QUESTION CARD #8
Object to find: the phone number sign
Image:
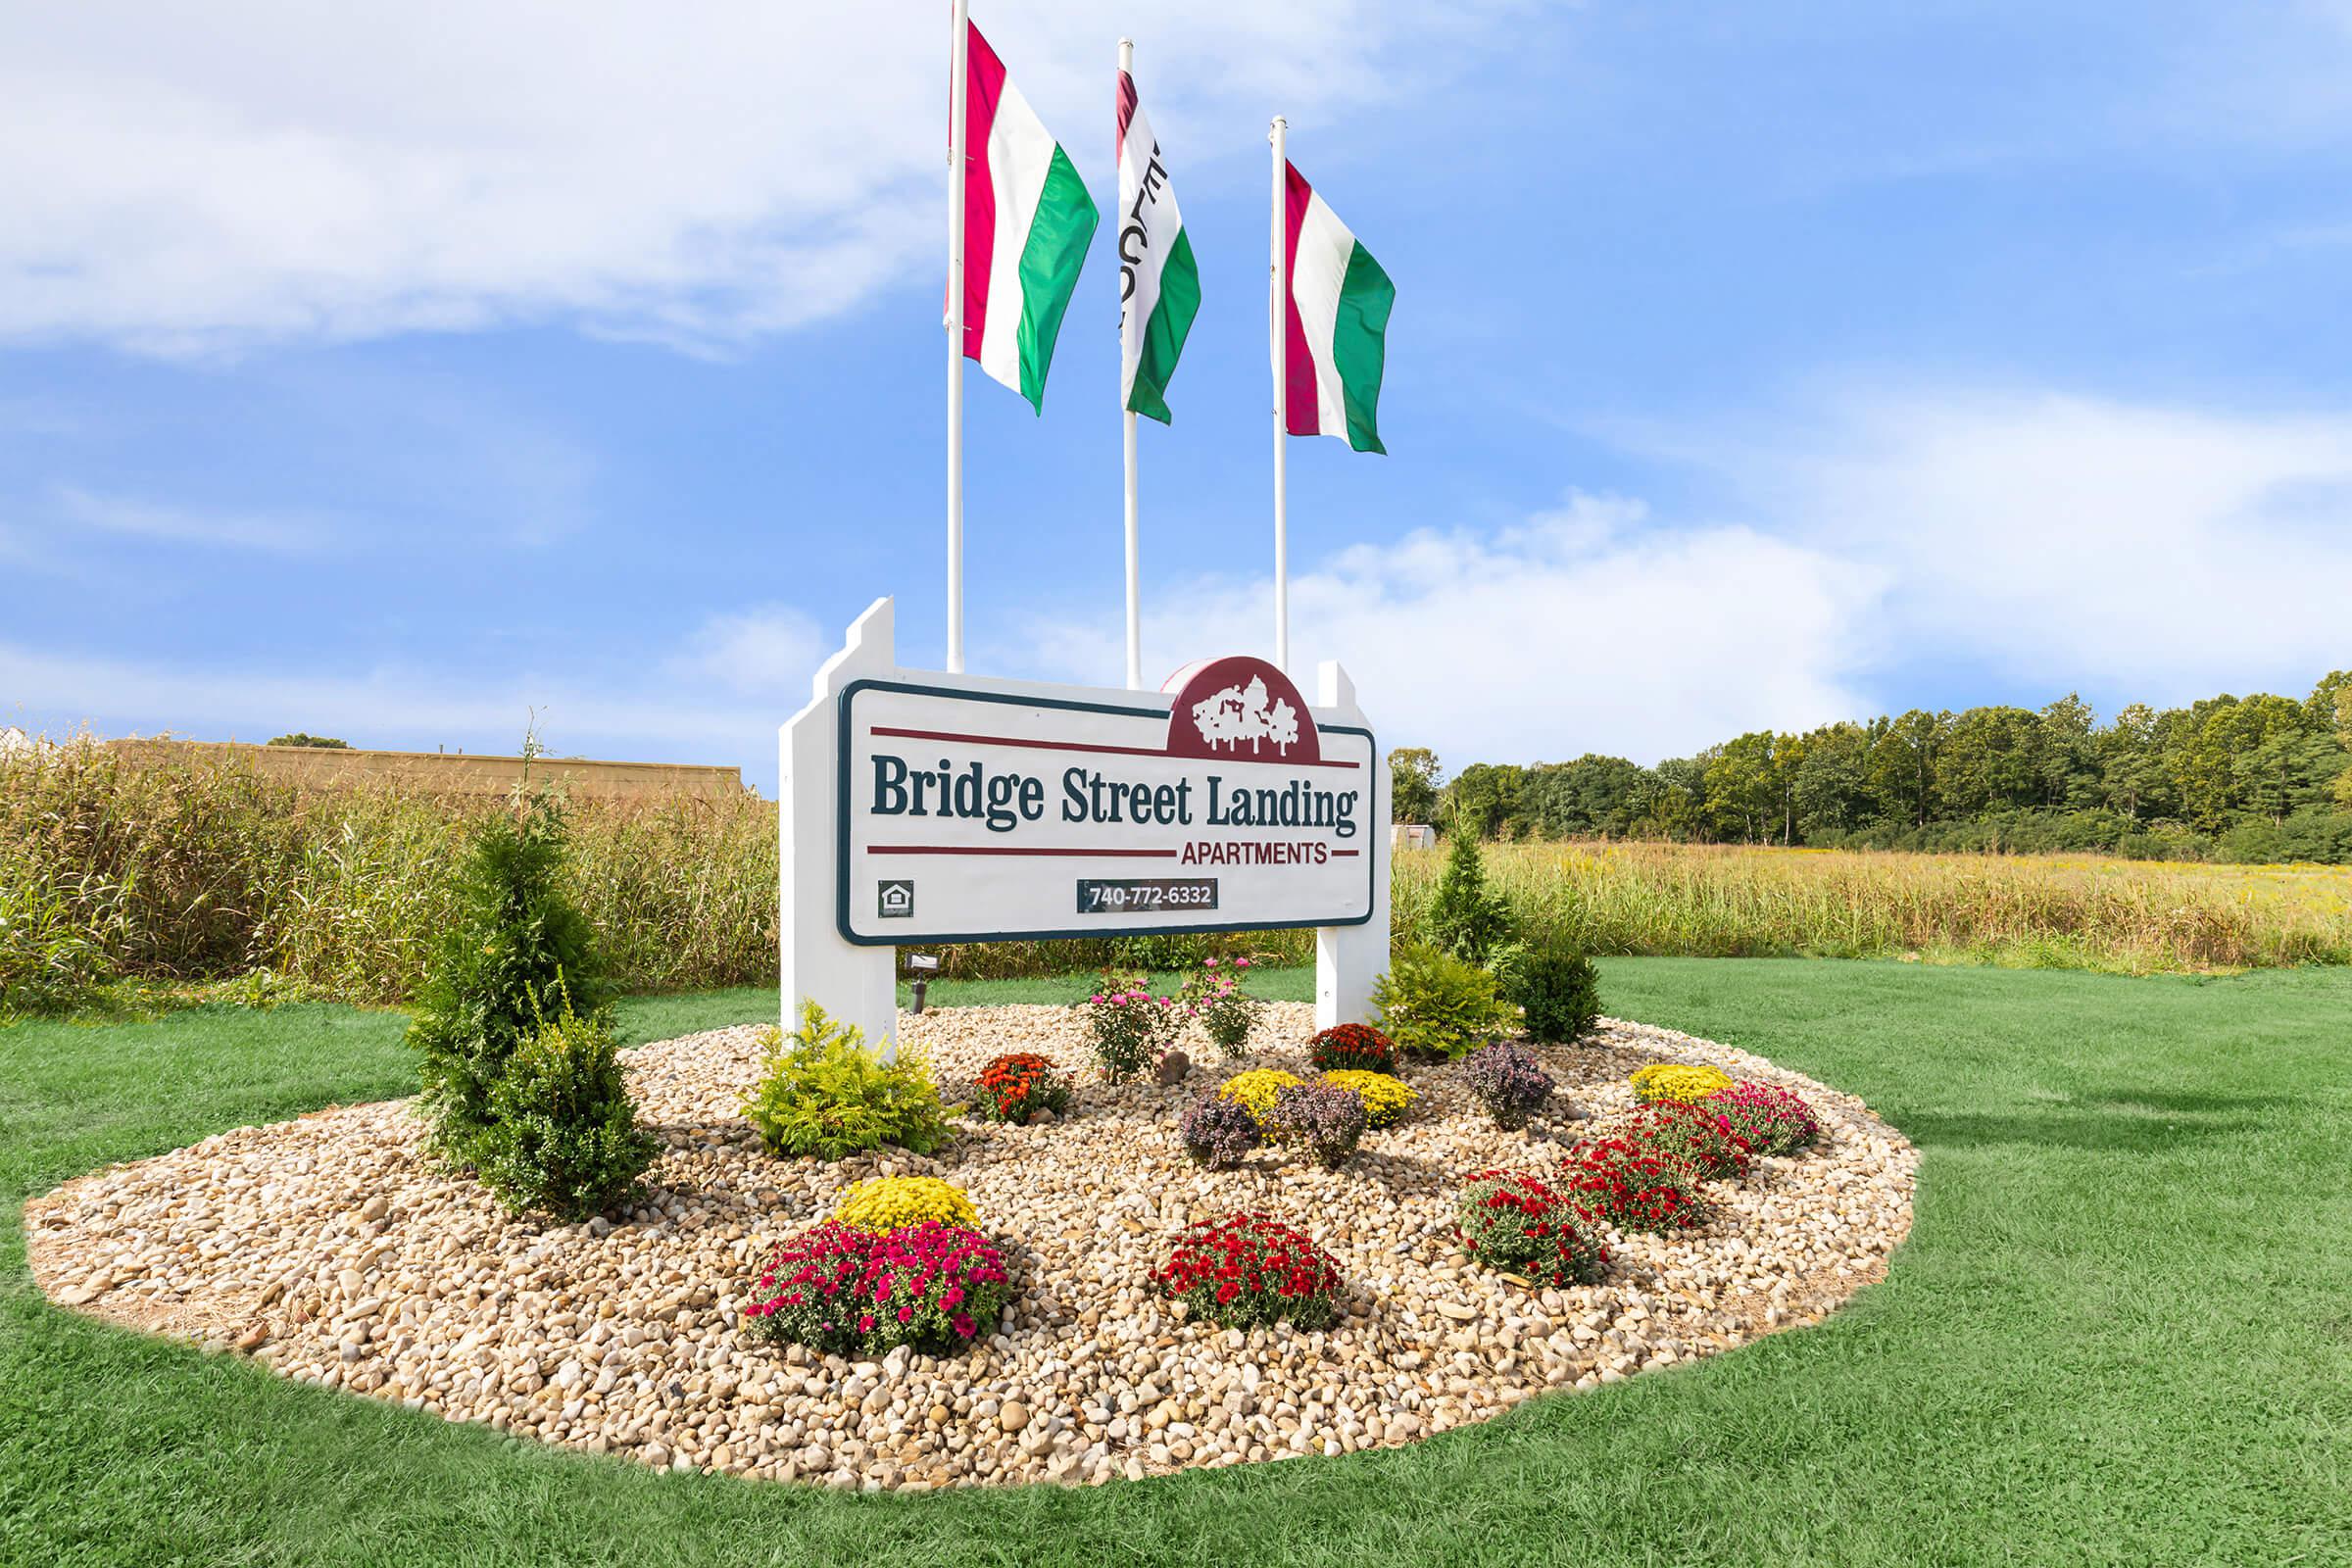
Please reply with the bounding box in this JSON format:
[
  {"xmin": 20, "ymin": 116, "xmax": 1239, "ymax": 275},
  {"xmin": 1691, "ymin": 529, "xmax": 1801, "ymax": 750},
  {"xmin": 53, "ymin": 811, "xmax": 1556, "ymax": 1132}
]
[{"xmin": 834, "ymin": 656, "xmax": 1376, "ymax": 945}]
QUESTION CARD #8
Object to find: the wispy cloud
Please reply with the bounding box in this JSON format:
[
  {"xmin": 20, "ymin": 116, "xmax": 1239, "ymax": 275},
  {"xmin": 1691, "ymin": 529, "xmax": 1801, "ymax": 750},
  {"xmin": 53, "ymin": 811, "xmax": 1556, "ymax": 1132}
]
[
  {"xmin": 1705, "ymin": 387, "xmax": 2352, "ymax": 698},
  {"xmin": 1004, "ymin": 493, "xmax": 1889, "ymax": 763},
  {"xmin": 54, "ymin": 483, "xmax": 328, "ymax": 553},
  {"xmin": 663, "ymin": 604, "xmax": 826, "ymax": 700}
]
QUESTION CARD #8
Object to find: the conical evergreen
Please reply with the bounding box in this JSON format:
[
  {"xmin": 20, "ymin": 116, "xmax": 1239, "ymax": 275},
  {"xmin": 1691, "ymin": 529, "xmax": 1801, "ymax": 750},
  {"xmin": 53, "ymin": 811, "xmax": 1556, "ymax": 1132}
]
[
  {"xmin": 408, "ymin": 788, "xmax": 613, "ymax": 1158},
  {"xmin": 1426, "ymin": 817, "xmax": 1513, "ymax": 965}
]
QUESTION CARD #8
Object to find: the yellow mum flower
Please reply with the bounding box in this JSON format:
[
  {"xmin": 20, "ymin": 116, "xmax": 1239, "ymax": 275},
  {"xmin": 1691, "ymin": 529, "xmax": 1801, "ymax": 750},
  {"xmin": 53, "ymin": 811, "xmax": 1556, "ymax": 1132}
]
[
  {"xmin": 1629, "ymin": 1063, "xmax": 1736, "ymax": 1104},
  {"xmin": 830, "ymin": 1175, "xmax": 977, "ymax": 1233},
  {"xmin": 1321, "ymin": 1069, "xmax": 1416, "ymax": 1129},
  {"xmin": 1215, "ymin": 1068, "xmax": 1303, "ymax": 1128}
]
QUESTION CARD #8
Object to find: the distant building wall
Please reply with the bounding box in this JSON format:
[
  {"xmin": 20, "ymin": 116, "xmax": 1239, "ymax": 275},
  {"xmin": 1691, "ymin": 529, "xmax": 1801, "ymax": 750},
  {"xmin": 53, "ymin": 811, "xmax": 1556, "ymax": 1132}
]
[
  {"xmin": 102, "ymin": 739, "xmax": 746, "ymax": 801},
  {"xmin": 1391, "ymin": 822, "xmax": 1437, "ymax": 851}
]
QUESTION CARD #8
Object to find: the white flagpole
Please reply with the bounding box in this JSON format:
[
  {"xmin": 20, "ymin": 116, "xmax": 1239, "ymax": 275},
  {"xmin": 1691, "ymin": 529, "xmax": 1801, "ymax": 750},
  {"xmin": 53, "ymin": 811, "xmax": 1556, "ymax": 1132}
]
[
  {"xmin": 1119, "ymin": 37, "xmax": 1143, "ymax": 691},
  {"xmin": 945, "ymin": 0, "xmax": 970, "ymax": 674},
  {"xmin": 1269, "ymin": 116, "xmax": 1290, "ymax": 673}
]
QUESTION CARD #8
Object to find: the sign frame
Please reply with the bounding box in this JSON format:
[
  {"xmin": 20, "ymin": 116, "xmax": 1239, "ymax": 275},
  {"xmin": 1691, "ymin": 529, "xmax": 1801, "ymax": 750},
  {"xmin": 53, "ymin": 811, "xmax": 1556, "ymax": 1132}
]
[
  {"xmin": 779, "ymin": 597, "xmax": 1391, "ymax": 1053},
  {"xmin": 831, "ymin": 675, "xmax": 1377, "ymax": 947}
]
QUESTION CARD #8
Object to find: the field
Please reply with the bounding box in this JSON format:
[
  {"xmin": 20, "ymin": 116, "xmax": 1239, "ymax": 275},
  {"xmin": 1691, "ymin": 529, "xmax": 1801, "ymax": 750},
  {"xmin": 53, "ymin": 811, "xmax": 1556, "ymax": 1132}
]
[
  {"xmin": 1393, "ymin": 841, "xmax": 2352, "ymax": 975},
  {"xmin": 4, "ymin": 959, "xmax": 2348, "ymax": 1566},
  {"xmin": 9, "ymin": 740, "xmax": 2352, "ymax": 1015}
]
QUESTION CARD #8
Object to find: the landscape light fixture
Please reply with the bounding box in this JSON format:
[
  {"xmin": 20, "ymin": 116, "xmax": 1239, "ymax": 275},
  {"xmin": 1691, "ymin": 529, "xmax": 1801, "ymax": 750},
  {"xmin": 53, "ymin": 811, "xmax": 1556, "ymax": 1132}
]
[{"xmin": 906, "ymin": 953, "xmax": 942, "ymax": 1013}]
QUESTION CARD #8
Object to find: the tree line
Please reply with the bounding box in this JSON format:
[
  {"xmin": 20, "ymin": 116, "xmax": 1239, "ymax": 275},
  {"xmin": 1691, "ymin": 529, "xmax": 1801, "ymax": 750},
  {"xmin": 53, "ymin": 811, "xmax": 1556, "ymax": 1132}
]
[{"xmin": 1390, "ymin": 669, "xmax": 2352, "ymax": 863}]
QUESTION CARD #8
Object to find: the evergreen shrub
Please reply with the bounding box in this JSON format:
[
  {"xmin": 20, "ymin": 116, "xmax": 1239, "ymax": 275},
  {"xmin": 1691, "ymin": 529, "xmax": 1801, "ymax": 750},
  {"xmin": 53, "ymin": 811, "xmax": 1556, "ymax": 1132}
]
[
  {"xmin": 1426, "ymin": 823, "xmax": 1513, "ymax": 964},
  {"xmin": 473, "ymin": 1000, "xmax": 659, "ymax": 1219},
  {"xmin": 407, "ymin": 788, "xmax": 614, "ymax": 1159},
  {"xmin": 1510, "ymin": 941, "xmax": 1601, "ymax": 1044}
]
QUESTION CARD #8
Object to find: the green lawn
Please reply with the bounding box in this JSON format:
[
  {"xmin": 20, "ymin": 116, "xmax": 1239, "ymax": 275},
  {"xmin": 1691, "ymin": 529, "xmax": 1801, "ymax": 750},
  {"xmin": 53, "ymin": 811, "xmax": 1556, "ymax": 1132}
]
[{"xmin": 4, "ymin": 960, "xmax": 2349, "ymax": 1566}]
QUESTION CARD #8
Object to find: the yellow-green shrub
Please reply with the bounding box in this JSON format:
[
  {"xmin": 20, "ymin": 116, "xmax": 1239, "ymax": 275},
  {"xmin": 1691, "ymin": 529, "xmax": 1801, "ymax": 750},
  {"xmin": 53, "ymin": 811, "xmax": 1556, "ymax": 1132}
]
[{"xmin": 741, "ymin": 1002, "xmax": 949, "ymax": 1160}]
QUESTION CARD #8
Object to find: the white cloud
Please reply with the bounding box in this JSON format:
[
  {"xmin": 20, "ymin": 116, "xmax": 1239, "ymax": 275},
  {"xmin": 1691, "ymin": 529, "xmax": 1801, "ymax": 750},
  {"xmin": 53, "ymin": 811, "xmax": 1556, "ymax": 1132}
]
[
  {"xmin": 1007, "ymin": 386, "xmax": 2352, "ymax": 769},
  {"xmin": 1004, "ymin": 493, "xmax": 1889, "ymax": 764},
  {"xmin": 54, "ymin": 484, "xmax": 327, "ymax": 553},
  {"xmin": 1747, "ymin": 390, "xmax": 2352, "ymax": 697},
  {"xmin": 0, "ymin": 1, "xmax": 1521, "ymax": 353},
  {"xmin": 666, "ymin": 603, "xmax": 825, "ymax": 699}
]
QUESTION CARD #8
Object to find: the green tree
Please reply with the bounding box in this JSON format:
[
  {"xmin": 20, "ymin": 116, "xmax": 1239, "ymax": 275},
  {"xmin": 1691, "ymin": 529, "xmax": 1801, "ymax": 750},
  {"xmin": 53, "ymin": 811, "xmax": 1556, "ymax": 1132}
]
[
  {"xmin": 267, "ymin": 733, "xmax": 350, "ymax": 749},
  {"xmin": 2036, "ymin": 694, "xmax": 2102, "ymax": 809},
  {"xmin": 1524, "ymin": 755, "xmax": 1647, "ymax": 838},
  {"xmin": 1389, "ymin": 747, "xmax": 1442, "ymax": 825},
  {"xmin": 1703, "ymin": 733, "xmax": 1780, "ymax": 843},
  {"xmin": 2180, "ymin": 696, "xmax": 2310, "ymax": 829},
  {"xmin": 2234, "ymin": 729, "xmax": 2343, "ymax": 825},
  {"xmin": 1940, "ymin": 707, "xmax": 2045, "ymax": 817},
  {"xmin": 1868, "ymin": 710, "xmax": 1950, "ymax": 828},
  {"xmin": 2303, "ymin": 669, "xmax": 2352, "ymax": 736},
  {"xmin": 1791, "ymin": 722, "xmax": 1874, "ymax": 837},
  {"xmin": 1631, "ymin": 758, "xmax": 1705, "ymax": 840},
  {"xmin": 2097, "ymin": 704, "xmax": 2167, "ymax": 821},
  {"xmin": 1444, "ymin": 762, "xmax": 1527, "ymax": 840}
]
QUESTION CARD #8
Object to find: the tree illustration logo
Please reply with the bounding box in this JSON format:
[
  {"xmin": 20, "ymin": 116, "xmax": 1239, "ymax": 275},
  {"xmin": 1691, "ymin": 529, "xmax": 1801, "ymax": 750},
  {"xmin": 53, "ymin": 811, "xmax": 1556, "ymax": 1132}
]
[
  {"xmin": 1162, "ymin": 655, "xmax": 1325, "ymax": 765},
  {"xmin": 1190, "ymin": 673, "xmax": 1302, "ymax": 758}
]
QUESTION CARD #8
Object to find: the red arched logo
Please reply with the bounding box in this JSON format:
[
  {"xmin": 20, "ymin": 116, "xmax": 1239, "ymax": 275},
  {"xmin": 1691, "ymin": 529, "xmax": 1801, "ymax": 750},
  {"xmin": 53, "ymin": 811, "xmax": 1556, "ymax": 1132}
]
[{"xmin": 1161, "ymin": 656, "xmax": 1322, "ymax": 764}]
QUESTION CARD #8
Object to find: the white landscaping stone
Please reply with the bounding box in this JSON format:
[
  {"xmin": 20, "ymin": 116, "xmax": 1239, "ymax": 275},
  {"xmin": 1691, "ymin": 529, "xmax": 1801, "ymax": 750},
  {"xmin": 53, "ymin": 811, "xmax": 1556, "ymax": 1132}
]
[{"xmin": 24, "ymin": 1005, "xmax": 1913, "ymax": 1493}]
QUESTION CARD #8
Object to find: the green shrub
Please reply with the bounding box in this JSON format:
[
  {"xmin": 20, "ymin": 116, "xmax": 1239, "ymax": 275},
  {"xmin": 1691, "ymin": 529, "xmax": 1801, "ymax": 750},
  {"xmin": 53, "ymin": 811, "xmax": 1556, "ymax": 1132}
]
[
  {"xmin": 474, "ymin": 1002, "xmax": 660, "ymax": 1219},
  {"xmin": 1372, "ymin": 943, "xmax": 1518, "ymax": 1060},
  {"xmin": 1511, "ymin": 941, "xmax": 1601, "ymax": 1043},
  {"xmin": 742, "ymin": 1002, "xmax": 950, "ymax": 1159},
  {"xmin": 1425, "ymin": 824, "xmax": 1513, "ymax": 964},
  {"xmin": 407, "ymin": 789, "xmax": 614, "ymax": 1158}
]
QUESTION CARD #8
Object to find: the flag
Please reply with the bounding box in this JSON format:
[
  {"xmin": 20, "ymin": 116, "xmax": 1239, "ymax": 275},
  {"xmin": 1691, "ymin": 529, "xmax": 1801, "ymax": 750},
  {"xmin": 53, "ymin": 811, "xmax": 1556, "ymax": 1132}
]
[
  {"xmin": 956, "ymin": 20, "xmax": 1098, "ymax": 413},
  {"xmin": 1280, "ymin": 161, "xmax": 1394, "ymax": 454},
  {"xmin": 1115, "ymin": 67, "xmax": 1200, "ymax": 424}
]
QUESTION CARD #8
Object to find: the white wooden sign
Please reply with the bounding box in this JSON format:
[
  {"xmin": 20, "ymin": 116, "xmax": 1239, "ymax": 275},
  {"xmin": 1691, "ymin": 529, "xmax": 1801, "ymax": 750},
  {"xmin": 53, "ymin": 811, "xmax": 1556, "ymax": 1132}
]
[{"xmin": 779, "ymin": 599, "xmax": 1391, "ymax": 1049}]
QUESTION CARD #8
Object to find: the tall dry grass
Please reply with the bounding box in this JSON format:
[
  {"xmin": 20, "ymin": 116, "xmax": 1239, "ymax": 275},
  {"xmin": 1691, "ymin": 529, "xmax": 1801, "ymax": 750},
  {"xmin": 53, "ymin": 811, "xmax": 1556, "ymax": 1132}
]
[
  {"xmin": 0, "ymin": 744, "xmax": 777, "ymax": 1004},
  {"xmin": 9, "ymin": 740, "xmax": 2348, "ymax": 1014},
  {"xmin": 1395, "ymin": 841, "xmax": 2352, "ymax": 974}
]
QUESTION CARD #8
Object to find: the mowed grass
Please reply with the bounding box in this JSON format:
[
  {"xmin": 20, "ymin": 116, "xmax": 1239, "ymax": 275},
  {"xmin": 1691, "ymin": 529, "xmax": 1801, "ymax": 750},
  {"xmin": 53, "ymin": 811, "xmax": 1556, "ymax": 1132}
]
[
  {"xmin": 4, "ymin": 961, "xmax": 2350, "ymax": 1566},
  {"xmin": 1394, "ymin": 840, "xmax": 2352, "ymax": 974}
]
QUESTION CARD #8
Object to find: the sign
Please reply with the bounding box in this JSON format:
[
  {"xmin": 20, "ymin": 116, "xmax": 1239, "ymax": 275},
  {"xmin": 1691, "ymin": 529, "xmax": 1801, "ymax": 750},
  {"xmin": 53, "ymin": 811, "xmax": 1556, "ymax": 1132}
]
[
  {"xmin": 835, "ymin": 655, "xmax": 1376, "ymax": 945},
  {"xmin": 779, "ymin": 599, "xmax": 1391, "ymax": 1050}
]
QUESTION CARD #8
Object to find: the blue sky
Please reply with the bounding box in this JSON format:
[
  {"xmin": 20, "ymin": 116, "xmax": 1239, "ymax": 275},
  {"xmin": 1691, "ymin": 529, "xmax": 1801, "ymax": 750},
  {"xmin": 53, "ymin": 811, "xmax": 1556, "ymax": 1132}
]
[{"xmin": 5, "ymin": 1, "xmax": 2351, "ymax": 794}]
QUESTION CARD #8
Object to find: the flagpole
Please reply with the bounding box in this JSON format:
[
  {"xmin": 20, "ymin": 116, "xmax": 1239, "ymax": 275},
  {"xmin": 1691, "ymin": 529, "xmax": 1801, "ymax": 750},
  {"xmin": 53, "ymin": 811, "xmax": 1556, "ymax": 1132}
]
[
  {"xmin": 1119, "ymin": 37, "xmax": 1143, "ymax": 691},
  {"xmin": 945, "ymin": 0, "xmax": 970, "ymax": 674},
  {"xmin": 1269, "ymin": 115, "xmax": 1289, "ymax": 673}
]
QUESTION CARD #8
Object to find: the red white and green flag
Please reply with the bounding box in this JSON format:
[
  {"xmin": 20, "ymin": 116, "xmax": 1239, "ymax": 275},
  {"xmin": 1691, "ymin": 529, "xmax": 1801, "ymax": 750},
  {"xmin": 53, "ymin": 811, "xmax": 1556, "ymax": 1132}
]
[
  {"xmin": 956, "ymin": 20, "xmax": 1098, "ymax": 412},
  {"xmin": 1115, "ymin": 67, "xmax": 1200, "ymax": 424},
  {"xmin": 1280, "ymin": 161, "xmax": 1394, "ymax": 454}
]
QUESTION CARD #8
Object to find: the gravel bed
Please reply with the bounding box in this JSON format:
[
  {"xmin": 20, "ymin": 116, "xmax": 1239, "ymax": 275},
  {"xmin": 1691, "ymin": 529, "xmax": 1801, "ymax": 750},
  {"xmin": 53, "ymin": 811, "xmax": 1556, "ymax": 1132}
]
[{"xmin": 25, "ymin": 1004, "xmax": 1914, "ymax": 1490}]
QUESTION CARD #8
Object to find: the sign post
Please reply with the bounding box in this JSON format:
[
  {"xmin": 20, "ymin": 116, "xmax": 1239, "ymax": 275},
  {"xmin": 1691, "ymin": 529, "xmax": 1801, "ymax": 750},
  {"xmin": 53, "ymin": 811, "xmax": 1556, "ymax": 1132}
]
[{"xmin": 779, "ymin": 598, "xmax": 1390, "ymax": 1051}]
